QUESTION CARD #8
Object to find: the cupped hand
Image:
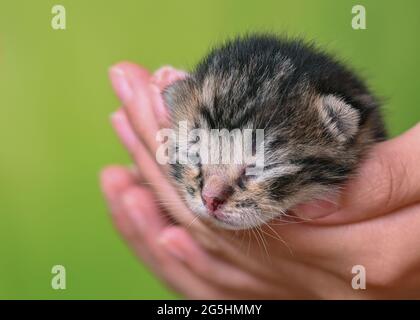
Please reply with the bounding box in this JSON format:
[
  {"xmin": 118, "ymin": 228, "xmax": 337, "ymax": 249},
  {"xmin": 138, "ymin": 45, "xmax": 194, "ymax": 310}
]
[{"xmin": 101, "ymin": 62, "xmax": 420, "ymax": 299}]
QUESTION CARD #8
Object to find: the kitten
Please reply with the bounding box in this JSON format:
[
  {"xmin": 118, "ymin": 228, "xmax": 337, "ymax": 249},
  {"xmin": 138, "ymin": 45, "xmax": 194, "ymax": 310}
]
[{"xmin": 162, "ymin": 34, "xmax": 386, "ymax": 230}]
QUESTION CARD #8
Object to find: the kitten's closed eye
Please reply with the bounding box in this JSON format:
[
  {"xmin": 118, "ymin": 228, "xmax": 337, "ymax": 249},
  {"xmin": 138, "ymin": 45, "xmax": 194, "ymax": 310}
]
[
  {"xmin": 237, "ymin": 175, "xmax": 247, "ymax": 190},
  {"xmin": 186, "ymin": 186, "xmax": 196, "ymax": 196}
]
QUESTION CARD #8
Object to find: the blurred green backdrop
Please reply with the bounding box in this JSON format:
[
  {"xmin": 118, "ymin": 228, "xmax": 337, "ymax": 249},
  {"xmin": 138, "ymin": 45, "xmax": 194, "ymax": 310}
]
[{"xmin": 0, "ymin": 0, "xmax": 419, "ymax": 299}]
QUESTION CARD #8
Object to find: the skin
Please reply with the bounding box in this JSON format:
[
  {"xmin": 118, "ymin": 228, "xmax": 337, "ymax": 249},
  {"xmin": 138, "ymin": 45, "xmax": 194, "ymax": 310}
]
[{"xmin": 101, "ymin": 62, "xmax": 420, "ymax": 299}]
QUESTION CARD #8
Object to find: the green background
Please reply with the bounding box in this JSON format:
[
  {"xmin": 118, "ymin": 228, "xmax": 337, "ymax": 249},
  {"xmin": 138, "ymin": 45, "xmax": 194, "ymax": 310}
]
[{"xmin": 0, "ymin": 0, "xmax": 419, "ymax": 299}]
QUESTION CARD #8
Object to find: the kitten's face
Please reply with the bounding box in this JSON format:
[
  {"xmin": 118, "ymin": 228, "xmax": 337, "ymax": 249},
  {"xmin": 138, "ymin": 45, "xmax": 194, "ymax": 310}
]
[{"xmin": 163, "ymin": 72, "xmax": 363, "ymax": 230}]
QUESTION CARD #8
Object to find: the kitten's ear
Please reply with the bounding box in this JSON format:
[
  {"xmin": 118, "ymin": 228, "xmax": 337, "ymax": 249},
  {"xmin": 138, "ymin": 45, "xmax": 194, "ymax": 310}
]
[
  {"xmin": 317, "ymin": 94, "xmax": 360, "ymax": 142},
  {"xmin": 162, "ymin": 76, "xmax": 195, "ymax": 111}
]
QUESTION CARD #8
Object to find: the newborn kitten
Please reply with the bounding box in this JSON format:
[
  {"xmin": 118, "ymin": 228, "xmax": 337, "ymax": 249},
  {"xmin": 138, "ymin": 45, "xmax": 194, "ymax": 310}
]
[{"xmin": 162, "ymin": 34, "xmax": 386, "ymax": 230}]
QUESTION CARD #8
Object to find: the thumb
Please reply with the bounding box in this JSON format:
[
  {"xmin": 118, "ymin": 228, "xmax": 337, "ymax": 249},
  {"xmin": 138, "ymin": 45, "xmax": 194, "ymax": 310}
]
[{"xmin": 296, "ymin": 123, "xmax": 420, "ymax": 224}]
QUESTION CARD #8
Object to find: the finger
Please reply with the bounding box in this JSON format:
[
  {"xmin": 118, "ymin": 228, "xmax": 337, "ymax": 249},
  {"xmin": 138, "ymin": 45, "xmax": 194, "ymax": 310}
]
[
  {"xmin": 278, "ymin": 201, "xmax": 420, "ymax": 288},
  {"xmin": 109, "ymin": 62, "xmax": 160, "ymax": 153},
  {"xmin": 103, "ymin": 175, "xmax": 193, "ymax": 296},
  {"xmin": 152, "ymin": 65, "xmax": 188, "ymax": 91},
  {"xmin": 100, "ymin": 166, "xmax": 152, "ymax": 248},
  {"xmin": 111, "ymin": 108, "xmax": 198, "ymax": 227},
  {"xmin": 150, "ymin": 66, "xmax": 188, "ymax": 127},
  {"xmin": 107, "ymin": 184, "xmax": 180, "ymax": 294},
  {"xmin": 118, "ymin": 187, "xmax": 234, "ymax": 299},
  {"xmin": 100, "ymin": 165, "xmax": 139, "ymax": 206},
  {"xmin": 158, "ymin": 226, "xmax": 282, "ymax": 298},
  {"xmin": 110, "ymin": 108, "xmax": 141, "ymax": 152},
  {"xmin": 300, "ymin": 123, "xmax": 420, "ymax": 224}
]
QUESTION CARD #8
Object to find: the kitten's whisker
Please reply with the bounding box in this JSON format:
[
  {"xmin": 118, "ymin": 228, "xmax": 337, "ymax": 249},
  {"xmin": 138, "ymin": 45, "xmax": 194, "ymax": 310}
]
[
  {"xmin": 255, "ymin": 217, "xmax": 294, "ymax": 256},
  {"xmin": 250, "ymin": 227, "xmax": 263, "ymax": 260},
  {"xmin": 255, "ymin": 224, "xmax": 271, "ymax": 263},
  {"xmin": 261, "ymin": 204, "xmax": 314, "ymax": 223},
  {"xmin": 246, "ymin": 228, "xmax": 252, "ymax": 257},
  {"xmin": 186, "ymin": 215, "xmax": 200, "ymax": 230}
]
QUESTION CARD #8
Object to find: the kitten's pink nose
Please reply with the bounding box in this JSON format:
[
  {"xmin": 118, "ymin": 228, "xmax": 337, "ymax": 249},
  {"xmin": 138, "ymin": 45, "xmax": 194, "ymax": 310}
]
[
  {"xmin": 201, "ymin": 175, "xmax": 233, "ymax": 214},
  {"xmin": 202, "ymin": 195, "xmax": 225, "ymax": 213}
]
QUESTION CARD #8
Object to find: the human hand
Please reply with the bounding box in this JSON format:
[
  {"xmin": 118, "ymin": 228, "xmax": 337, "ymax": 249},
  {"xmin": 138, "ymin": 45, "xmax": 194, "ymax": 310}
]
[{"xmin": 101, "ymin": 62, "xmax": 420, "ymax": 298}]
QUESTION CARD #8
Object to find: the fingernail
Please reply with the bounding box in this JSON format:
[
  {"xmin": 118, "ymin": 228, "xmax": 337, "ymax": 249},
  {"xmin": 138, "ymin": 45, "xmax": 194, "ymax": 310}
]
[
  {"xmin": 152, "ymin": 65, "xmax": 188, "ymax": 88},
  {"xmin": 159, "ymin": 234, "xmax": 186, "ymax": 262},
  {"xmin": 109, "ymin": 67, "xmax": 133, "ymax": 104},
  {"xmin": 110, "ymin": 111, "xmax": 138, "ymax": 151},
  {"xmin": 292, "ymin": 197, "xmax": 339, "ymax": 220}
]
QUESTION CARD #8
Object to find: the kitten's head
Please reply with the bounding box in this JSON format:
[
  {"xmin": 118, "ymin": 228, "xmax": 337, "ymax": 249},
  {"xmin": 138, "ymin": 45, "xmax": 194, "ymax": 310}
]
[{"xmin": 160, "ymin": 36, "xmax": 383, "ymax": 230}]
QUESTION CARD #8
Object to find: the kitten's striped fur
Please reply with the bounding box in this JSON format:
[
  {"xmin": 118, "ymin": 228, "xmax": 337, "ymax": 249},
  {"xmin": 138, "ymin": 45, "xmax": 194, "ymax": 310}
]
[{"xmin": 163, "ymin": 34, "xmax": 386, "ymax": 229}]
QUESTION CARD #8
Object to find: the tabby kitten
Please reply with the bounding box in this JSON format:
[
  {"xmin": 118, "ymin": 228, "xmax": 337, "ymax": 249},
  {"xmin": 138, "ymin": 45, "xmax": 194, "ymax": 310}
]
[{"xmin": 162, "ymin": 34, "xmax": 386, "ymax": 230}]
